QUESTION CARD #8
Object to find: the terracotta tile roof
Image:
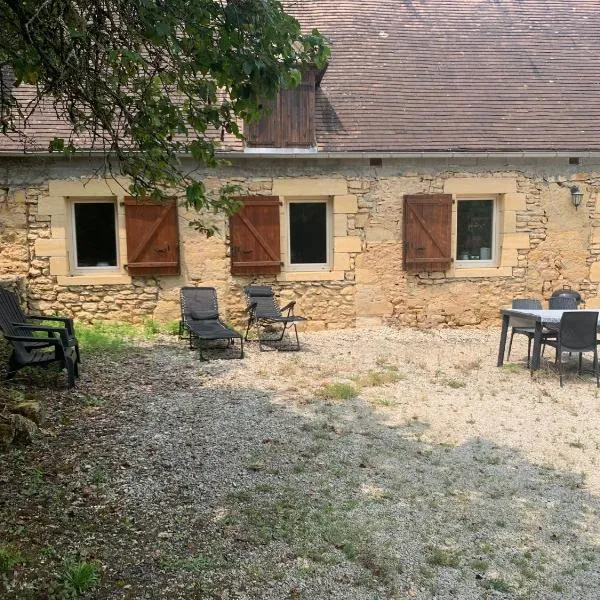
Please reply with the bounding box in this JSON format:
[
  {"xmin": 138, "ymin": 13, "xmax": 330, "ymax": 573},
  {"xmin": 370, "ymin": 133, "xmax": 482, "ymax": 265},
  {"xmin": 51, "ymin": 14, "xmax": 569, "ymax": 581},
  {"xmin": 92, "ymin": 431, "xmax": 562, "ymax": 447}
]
[
  {"xmin": 284, "ymin": 0, "xmax": 600, "ymax": 152},
  {"xmin": 2, "ymin": 0, "xmax": 600, "ymax": 154}
]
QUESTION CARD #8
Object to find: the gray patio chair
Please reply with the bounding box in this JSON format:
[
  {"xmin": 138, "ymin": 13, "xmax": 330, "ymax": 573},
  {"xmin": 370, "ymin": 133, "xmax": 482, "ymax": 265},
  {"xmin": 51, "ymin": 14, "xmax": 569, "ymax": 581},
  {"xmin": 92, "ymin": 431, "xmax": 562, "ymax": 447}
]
[
  {"xmin": 506, "ymin": 298, "xmax": 556, "ymax": 367},
  {"xmin": 180, "ymin": 287, "xmax": 243, "ymax": 360},
  {"xmin": 244, "ymin": 285, "xmax": 307, "ymax": 351},
  {"xmin": 544, "ymin": 311, "xmax": 599, "ymax": 387},
  {"xmin": 0, "ymin": 289, "xmax": 79, "ymax": 388}
]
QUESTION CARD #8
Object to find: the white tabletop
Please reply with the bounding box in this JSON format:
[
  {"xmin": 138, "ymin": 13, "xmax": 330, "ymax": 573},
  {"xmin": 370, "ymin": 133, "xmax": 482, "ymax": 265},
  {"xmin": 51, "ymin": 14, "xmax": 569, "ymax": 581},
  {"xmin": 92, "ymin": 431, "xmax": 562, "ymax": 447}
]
[{"xmin": 502, "ymin": 308, "xmax": 599, "ymax": 325}]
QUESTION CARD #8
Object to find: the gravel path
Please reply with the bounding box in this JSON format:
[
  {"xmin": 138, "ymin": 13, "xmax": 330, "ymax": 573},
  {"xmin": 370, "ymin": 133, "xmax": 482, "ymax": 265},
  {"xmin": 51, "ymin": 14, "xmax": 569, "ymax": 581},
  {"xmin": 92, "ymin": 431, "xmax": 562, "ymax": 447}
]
[{"xmin": 3, "ymin": 326, "xmax": 600, "ymax": 598}]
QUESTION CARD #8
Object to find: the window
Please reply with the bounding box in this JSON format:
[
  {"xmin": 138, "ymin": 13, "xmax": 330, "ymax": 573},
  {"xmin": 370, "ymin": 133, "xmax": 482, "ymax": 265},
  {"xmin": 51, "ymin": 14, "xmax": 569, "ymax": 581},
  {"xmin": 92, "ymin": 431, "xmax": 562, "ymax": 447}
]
[
  {"xmin": 456, "ymin": 198, "xmax": 497, "ymax": 265},
  {"xmin": 287, "ymin": 199, "xmax": 331, "ymax": 270},
  {"xmin": 71, "ymin": 200, "xmax": 118, "ymax": 271}
]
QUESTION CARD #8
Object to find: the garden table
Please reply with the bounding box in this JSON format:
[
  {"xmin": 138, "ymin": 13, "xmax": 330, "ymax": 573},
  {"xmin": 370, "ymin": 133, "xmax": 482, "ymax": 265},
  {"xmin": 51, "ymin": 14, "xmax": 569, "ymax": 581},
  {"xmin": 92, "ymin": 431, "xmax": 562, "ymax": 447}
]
[{"xmin": 497, "ymin": 309, "xmax": 600, "ymax": 372}]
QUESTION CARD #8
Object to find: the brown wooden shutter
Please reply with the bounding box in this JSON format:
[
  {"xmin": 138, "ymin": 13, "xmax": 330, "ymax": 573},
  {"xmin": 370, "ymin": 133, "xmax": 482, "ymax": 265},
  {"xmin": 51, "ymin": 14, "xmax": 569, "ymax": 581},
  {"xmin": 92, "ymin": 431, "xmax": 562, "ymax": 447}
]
[
  {"xmin": 244, "ymin": 70, "xmax": 316, "ymax": 148},
  {"xmin": 403, "ymin": 194, "xmax": 452, "ymax": 272},
  {"xmin": 229, "ymin": 196, "xmax": 281, "ymax": 275},
  {"xmin": 124, "ymin": 197, "xmax": 180, "ymax": 276},
  {"xmin": 245, "ymin": 97, "xmax": 279, "ymax": 147},
  {"xmin": 280, "ymin": 70, "xmax": 315, "ymax": 147}
]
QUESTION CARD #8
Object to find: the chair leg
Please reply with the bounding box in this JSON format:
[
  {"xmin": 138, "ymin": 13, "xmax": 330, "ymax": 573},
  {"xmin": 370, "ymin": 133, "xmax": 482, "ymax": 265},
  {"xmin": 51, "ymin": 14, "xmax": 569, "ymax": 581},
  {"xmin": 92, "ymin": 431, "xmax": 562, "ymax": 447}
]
[
  {"xmin": 507, "ymin": 330, "xmax": 515, "ymax": 361},
  {"xmin": 579, "ymin": 353, "xmax": 583, "ymax": 375},
  {"xmin": 197, "ymin": 338, "xmax": 207, "ymax": 361},
  {"xmin": 5, "ymin": 354, "xmax": 19, "ymax": 381},
  {"xmin": 239, "ymin": 337, "xmax": 244, "ymax": 359},
  {"xmin": 244, "ymin": 318, "xmax": 253, "ymax": 342},
  {"xmin": 65, "ymin": 356, "xmax": 76, "ymax": 389},
  {"xmin": 526, "ymin": 337, "xmax": 532, "ymax": 368},
  {"xmin": 558, "ymin": 349, "xmax": 563, "ymax": 387}
]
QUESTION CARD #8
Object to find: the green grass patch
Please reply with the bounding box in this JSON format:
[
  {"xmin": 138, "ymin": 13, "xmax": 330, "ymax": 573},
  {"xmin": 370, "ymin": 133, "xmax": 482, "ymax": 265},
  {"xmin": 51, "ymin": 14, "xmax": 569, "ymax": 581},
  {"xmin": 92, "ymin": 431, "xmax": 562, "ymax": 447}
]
[
  {"xmin": 0, "ymin": 545, "xmax": 24, "ymax": 572},
  {"xmin": 355, "ymin": 370, "xmax": 405, "ymax": 388},
  {"xmin": 444, "ymin": 378, "xmax": 467, "ymax": 389},
  {"xmin": 427, "ymin": 547, "xmax": 460, "ymax": 568},
  {"xmin": 77, "ymin": 319, "xmax": 179, "ymax": 353},
  {"xmin": 59, "ymin": 559, "xmax": 101, "ymax": 596},
  {"xmin": 227, "ymin": 485, "xmax": 400, "ymax": 585},
  {"xmin": 76, "ymin": 322, "xmax": 139, "ymax": 353},
  {"xmin": 483, "ymin": 577, "xmax": 512, "ymax": 593},
  {"xmin": 502, "ymin": 363, "xmax": 523, "ymax": 374},
  {"xmin": 317, "ymin": 382, "xmax": 359, "ymax": 401}
]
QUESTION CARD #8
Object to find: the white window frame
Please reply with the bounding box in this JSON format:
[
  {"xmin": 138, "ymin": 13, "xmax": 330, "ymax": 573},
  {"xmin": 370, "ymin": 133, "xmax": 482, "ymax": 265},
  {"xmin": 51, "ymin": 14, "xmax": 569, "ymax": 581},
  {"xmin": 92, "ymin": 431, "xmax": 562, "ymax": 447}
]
[
  {"xmin": 455, "ymin": 196, "xmax": 499, "ymax": 268},
  {"xmin": 286, "ymin": 198, "xmax": 332, "ymax": 271},
  {"xmin": 69, "ymin": 198, "xmax": 120, "ymax": 274}
]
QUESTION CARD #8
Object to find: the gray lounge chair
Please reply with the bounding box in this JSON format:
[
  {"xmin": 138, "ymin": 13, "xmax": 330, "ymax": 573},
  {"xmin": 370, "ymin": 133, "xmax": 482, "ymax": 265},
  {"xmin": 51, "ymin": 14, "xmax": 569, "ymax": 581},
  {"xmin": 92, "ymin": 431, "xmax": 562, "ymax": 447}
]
[
  {"xmin": 0, "ymin": 288, "xmax": 79, "ymax": 388},
  {"xmin": 244, "ymin": 285, "xmax": 307, "ymax": 351},
  {"xmin": 180, "ymin": 287, "xmax": 243, "ymax": 360}
]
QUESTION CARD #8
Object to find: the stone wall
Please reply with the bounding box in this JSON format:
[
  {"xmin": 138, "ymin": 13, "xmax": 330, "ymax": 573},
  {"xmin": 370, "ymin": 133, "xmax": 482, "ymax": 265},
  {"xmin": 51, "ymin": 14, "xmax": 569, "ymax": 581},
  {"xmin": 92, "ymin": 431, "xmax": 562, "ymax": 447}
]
[
  {"xmin": 2, "ymin": 156, "xmax": 600, "ymax": 329},
  {"xmin": 0, "ymin": 188, "xmax": 28, "ymax": 276}
]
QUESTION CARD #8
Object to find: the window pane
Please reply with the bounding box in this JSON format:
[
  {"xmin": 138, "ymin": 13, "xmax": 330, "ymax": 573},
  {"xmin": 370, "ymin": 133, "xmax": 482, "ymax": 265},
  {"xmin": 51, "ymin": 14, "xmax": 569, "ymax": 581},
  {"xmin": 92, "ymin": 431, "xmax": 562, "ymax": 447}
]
[
  {"xmin": 456, "ymin": 200, "xmax": 494, "ymax": 261},
  {"xmin": 289, "ymin": 202, "xmax": 327, "ymax": 264},
  {"xmin": 74, "ymin": 202, "xmax": 117, "ymax": 267}
]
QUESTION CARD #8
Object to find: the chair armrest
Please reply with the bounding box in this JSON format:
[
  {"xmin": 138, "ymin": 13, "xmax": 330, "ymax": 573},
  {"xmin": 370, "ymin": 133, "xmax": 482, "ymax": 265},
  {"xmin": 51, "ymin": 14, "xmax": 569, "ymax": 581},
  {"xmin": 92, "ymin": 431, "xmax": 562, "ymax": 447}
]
[
  {"xmin": 27, "ymin": 314, "xmax": 75, "ymax": 333},
  {"xmin": 4, "ymin": 334, "xmax": 63, "ymax": 348},
  {"xmin": 245, "ymin": 302, "xmax": 257, "ymax": 314},
  {"xmin": 11, "ymin": 323, "xmax": 70, "ymax": 346},
  {"xmin": 281, "ymin": 301, "xmax": 296, "ymax": 312},
  {"xmin": 27, "ymin": 315, "xmax": 75, "ymax": 337}
]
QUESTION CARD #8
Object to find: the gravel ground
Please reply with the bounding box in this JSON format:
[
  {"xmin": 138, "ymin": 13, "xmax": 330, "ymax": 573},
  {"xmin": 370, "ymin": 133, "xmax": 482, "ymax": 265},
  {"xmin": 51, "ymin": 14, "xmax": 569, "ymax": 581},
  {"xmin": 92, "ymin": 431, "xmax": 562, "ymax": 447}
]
[{"xmin": 2, "ymin": 326, "xmax": 600, "ymax": 599}]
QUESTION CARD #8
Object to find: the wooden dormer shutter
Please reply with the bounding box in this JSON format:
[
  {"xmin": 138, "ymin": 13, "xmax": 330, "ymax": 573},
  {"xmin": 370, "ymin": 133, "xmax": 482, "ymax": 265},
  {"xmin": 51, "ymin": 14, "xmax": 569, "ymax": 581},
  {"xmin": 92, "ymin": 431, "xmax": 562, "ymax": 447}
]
[
  {"xmin": 245, "ymin": 97, "xmax": 278, "ymax": 147},
  {"xmin": 124, "ymin": 197, "xmax": 180, "ymax": 276},
  {"xmin": 403, "ymin": 194, "xmax": 452, "ymax": 272},
  {"xmin": 229, "ymin": 196, "xmax": 281, "ymax": 275},
  {"xmin": 280, "ymin": 70, "xmax": 315, "ymax": 147},
  {"xmin": 244, "ymin": 70, "xmax": 316, "ymax": 148}
]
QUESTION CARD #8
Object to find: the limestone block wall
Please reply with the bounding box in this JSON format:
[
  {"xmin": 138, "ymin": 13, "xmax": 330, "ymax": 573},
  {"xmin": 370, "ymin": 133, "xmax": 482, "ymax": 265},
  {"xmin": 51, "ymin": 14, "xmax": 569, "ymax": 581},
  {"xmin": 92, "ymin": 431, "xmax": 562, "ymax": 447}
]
[
  {"xmin": 3, "ymin": 155, "xmax": 600, "ymax": 329},
  {"xmin": 0, "ymin": 189, "xmax": 28, "ymax": 275}
]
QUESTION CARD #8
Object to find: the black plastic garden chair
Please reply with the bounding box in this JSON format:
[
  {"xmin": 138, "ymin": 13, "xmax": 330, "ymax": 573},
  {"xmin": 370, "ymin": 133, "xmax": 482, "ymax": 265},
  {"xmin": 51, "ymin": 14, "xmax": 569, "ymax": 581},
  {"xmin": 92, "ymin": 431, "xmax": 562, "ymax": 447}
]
[
  {"xmin": 244, "ymin": 285, "xmax": 307, "ymax": 351},
  {"xmin": 544, "ymin": 311, "xmax": 599, "ymax": 387},
  {"xmin": 180, "ymin": 287, "xmax": 243, "ymax": 360},
  {"xmin": 0, "ymin": 288, "xmax": 79, "ymax": 388},
  {"xmin": 506, "ymin": 298, "xmax": 556, "ymax": 367}
]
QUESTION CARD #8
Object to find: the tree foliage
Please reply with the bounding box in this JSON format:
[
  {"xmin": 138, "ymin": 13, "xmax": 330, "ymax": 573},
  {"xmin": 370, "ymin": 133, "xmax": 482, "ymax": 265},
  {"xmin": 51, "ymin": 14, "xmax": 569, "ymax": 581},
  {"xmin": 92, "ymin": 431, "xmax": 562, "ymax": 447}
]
[{"xmin": 0, "ymin": 0, "xmax": 329, "ymax": 234}]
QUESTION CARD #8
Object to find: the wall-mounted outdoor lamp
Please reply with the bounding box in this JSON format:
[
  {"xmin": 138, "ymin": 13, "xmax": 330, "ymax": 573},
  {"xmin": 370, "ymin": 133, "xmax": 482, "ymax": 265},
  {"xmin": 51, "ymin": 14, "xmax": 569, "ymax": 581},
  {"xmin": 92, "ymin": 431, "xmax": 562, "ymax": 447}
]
[{"xmin": 570, "ymin": 185, "xmax": 583, "ymax": 209}]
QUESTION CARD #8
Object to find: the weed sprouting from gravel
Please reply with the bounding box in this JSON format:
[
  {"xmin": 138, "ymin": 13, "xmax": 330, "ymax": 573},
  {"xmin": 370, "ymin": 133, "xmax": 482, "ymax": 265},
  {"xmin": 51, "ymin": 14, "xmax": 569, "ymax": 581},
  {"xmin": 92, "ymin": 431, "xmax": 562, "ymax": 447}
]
[
  {"xmin": 427, "ymin": 547, "xmax": 460, "ymax": 568},
  {"xmin": 355, "ymin": 369, "xmax": 405, "ymax": 388},
  {"xmin": 59, "ymin": 559, "xmax": 101, "ymax": 596},
  {"xmin": 444, "ymin": 378, "xmax": 467, "ymax": 389},
  {"xmin": 0, "ymin": 545, "xmax": 23, "ymax": 572},
  {"xmin": 317, "ymin": 382, "xmax": 359, "ymax": 400}
]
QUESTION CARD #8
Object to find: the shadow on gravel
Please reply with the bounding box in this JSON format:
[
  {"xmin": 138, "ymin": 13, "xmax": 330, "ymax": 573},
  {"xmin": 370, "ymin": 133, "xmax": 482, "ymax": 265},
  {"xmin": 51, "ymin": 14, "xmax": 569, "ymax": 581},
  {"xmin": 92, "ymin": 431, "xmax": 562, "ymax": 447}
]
[{"xmin": 1, "ymin": 345, "xmax": 600, "ymax": 599}]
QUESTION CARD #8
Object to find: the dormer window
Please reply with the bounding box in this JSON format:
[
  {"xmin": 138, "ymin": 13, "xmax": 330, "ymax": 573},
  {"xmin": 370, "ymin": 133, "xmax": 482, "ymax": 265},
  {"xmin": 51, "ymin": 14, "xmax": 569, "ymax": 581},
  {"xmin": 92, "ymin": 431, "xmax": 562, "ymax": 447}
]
[{"xmin": 245, "ymin": 70, "xmax": 316, "ymax": 149}]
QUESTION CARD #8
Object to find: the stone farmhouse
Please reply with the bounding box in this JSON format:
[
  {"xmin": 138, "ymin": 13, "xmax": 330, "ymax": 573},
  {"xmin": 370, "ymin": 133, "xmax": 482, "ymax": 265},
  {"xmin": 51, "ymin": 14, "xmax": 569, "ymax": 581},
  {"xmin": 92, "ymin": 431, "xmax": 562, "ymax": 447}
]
[{"xmin": 2, "ymin": 0, "xmax": 600, "ymax": 330}]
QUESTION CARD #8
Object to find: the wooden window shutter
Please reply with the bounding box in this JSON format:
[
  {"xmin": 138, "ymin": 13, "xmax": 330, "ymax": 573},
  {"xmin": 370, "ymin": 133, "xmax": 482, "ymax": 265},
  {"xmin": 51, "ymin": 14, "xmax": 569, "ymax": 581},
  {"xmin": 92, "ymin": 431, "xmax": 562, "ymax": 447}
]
[
  {"xmin": 280, "ymin": 70, "xmax": 315, "ymax": 148},
  {"xmin": 229, "ymin": 196, "xmax": 281, "ymax": 275},
  {"xmin": 244, "ymin": 70, "xmax": 316, "ymax": 148},
  {"xmin": 244, "ymin": 97, "xmax": 278, "ymax": 147},
  {"xmin": 124, "ymin": 197, "xmax": 180, "ymax": 276},
  {"xmin": 403, "ymin": 194, "xmax": 453, "ymax": 272}
]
